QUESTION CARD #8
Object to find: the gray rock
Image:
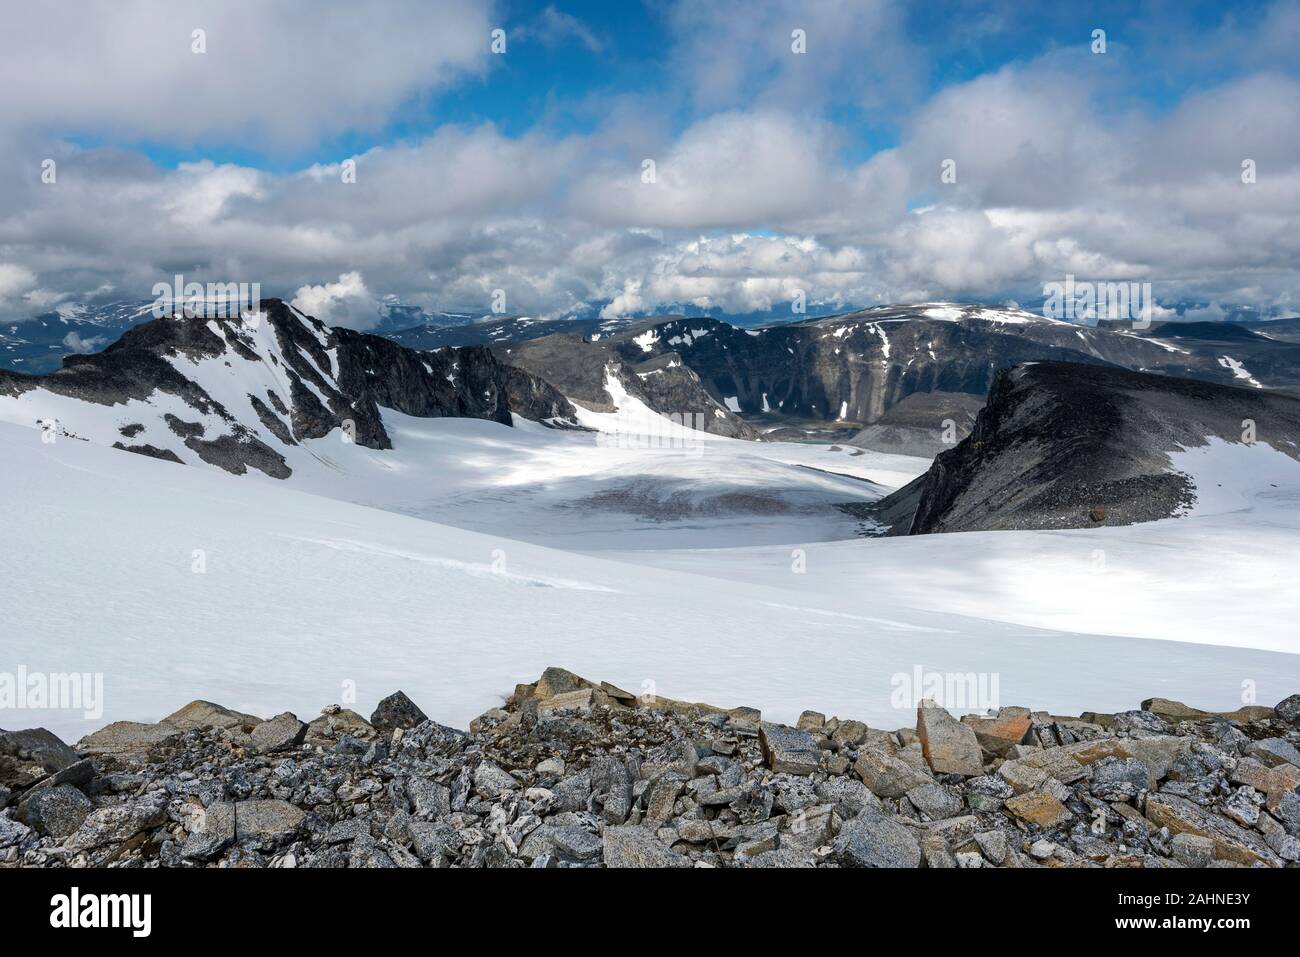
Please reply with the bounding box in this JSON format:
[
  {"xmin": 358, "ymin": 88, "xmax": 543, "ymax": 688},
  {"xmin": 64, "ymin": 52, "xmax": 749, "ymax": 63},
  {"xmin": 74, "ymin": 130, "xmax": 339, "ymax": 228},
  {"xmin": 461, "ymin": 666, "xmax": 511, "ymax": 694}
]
[
  {"xmin": 590, "ymin": 753, "xmax": 633, "ymax": 823},
  {"xmin": 602, "ymin": 825, "xmax": 691, "ymax": 868},
  {"xmin": 0, "ymin": 814, "xmax": 33, "ymax": 848},
  {"xmin": 1112, "ymin": 710, "xmax": 1171, "ymax": 737},
  {"xmin": 758, "ymin": 723, "xmax": 821, "ymax": 775},
  {"xmin": 854, "ymin": 748, "xmax": 931, "ymax": 798},
  {"xmin": 17, "ymin": 784, "xmax": 92, "ymax": 838},
  {"xmin": 906, "ymin": 782, "xmax": 964, "ymax": 820},
  {"xmin": 249, "ymin": 712, "xmax": 307, "ymax": 754},
  {"xmin": 407, "ymin": 819, "xmax": 459, "ymax": 864},
  {"xmin": 551, "ymin": 826, "xmax": 603, "ymax": 861},
  {"xmin": 552, "ymin": 771, "xmax": 592, "ymax": 812},
  {"xmin": 160, "ymin": 700, "xmax": 261, "ymax": 733},
  {"xmin": 1089, "ymin": 756, "xmax": 1149, "ymax": 801},
  {"xmin": 0, "ymin": 728, "xmax": 81, "ymax": 772},
  {"xmin": 65, "ymin": 791, "xmax": 170, "ymax": 852},
  {"xmin": 1275, "ymin": 694, "xmax": 1300, "ymax": 725},
  {"xmin": 964, "ymin": 774, "xmax": 1014, "ymax": 812},
  {"xmin": 75, "ymin": 721, "xmax": 181, "ymax": 763},
  {"xmin": 643, "ymin": 775, "xmax": 685, "ymax": 825},
  {"xmin": 370, "ymin": 691, "xmax": 429, "ymax": 737},
  {"xmin": 473, "ymin": 761, "xmax": 518, "ymax": 797},
  {"xmin": 1170, "ymin": 832, "xmax": 1215, "ymax": 867},
  {"xmin": 1277, "ymin": 788, "xmax": 1300, "ymax": 835},
  {"xmin": 974, "ymin": 829, "xmax": 1009, "ymax": 865},
  {"xmin": 815, "ymin": 776, "xmax": 879, "ymax": 816},
  {"xmin": 1247, "ymin": 737, "xmax": 1300, "ymax": 769},
  {"xmin": 406, "ymin": 776, "xmax": 451, "ymax": 818},
  {"xmin": 1222, "ymin": 786, "xmax": 1264, "ymax": 828},
  {"xmin": 181, "ymin": 802, "xmax": 236, "ymax": 860},
  {"xmin": 234, "ymin": 800, "xmax": 305, "ymax": 847},
  {"xmin": 833, "ymin": 811, "xmax": 921, "ymax": 868}
]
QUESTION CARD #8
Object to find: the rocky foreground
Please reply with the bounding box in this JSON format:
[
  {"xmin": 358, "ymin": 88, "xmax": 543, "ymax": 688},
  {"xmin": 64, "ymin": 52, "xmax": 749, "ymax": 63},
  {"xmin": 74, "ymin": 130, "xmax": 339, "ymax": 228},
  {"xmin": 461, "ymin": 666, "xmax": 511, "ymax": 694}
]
[{"xmin": 3, "ymin": 670, "xmax": 1300, "ymax": 868}]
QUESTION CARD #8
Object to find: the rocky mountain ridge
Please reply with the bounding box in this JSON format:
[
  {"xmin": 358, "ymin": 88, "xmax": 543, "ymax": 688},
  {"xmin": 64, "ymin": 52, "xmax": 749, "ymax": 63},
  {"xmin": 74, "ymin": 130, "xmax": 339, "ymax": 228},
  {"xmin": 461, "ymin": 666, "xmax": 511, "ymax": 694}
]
[
  {"xmin": 868, "ymin": 361, "xmax": 1300, "ymax": 534},
  {"xmin": 0, "ymin": 299, "xmax": 578, "ymax": 478},
  {"xmin": 442, "ymin": 303, "xmax": 1300, "ymax": 454},
  {"xmin": 3, "ymin": 669, "xmax": 1298, "ymax": 869}
]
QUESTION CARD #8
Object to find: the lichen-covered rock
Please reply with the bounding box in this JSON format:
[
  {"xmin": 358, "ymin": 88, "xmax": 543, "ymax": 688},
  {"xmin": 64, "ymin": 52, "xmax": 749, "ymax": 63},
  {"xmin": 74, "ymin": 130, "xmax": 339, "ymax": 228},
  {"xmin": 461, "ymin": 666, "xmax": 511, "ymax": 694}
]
[
  {"xmin": 916, "ymin": 701, "xmax": 983, "ymax": 777},
  {"xmin": 758, "ymin": 722, "xmax": 821, "ymax": 775},
  {"xmin": 602, "ymin": 825, "xmax": 690, "ymax": 868},
  {"xmin": 833, "ymin": 811, "xmax": 921, "ymax": 868},
  {"xmin": 16, "ymin": 784, "xmax": 92, "ymax": 839}
]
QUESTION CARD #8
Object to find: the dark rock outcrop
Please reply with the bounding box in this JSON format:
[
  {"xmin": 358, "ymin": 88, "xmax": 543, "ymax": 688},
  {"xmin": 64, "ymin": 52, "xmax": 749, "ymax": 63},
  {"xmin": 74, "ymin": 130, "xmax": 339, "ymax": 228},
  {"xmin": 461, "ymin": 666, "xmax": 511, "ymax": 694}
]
[{"xmin": 871, "ymin": 361, "xmax": 1300, "ymax": 534}]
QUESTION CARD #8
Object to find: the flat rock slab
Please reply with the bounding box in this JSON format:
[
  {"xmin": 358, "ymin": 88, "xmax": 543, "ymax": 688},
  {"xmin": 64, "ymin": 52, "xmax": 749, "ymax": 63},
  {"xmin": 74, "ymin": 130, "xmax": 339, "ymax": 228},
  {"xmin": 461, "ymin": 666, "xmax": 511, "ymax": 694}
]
[
  {"xmin": 602, "ymin": 825, "xmax": 691, "ymax": 868},
  {"xmin": 1146, "ymin": 793, "xmax": 1280, "ymax": 866},
  {"xmin": 759, "ymin": 723, "xmax": 821, "ymax": 775},
  {"xmin": 182, "ymin": 803, "xmax": 236, "ymax": 861},
  {"xmin": 962, "ymin": 707, "xmax": 1032, "ymax": 744},
  {"xmin": 76, "ymin": 721, "xmax": 181, "ymax": 762},
  {"xmin": 1004, "ymin": 791, "xmax": 1073, "ymax": 830},
  {"xmin": 234, "ymin": 800, "xmax": 305, "ymax": 846},
  {"xmin": 65, "ymin": 791, "xmax": 169, "ymax": 853},
  {"xmin": 162, "ymin": 700, "xmax": 261, "ymax": 732}
]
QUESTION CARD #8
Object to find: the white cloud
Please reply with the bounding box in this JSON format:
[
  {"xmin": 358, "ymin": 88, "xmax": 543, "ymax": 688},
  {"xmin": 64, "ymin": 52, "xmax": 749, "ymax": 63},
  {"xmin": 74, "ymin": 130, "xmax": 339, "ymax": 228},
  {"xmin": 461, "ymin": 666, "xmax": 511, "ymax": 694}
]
[
  {"xmin": 2, "ymin": 5, "xmax": 1300, "ymax": 324},
  {"xmin": 0, "ymin": 0, "xmax": 492, "ymax": 147},
  {"xmin": 0, "ymin": 264, "xmax": 39, "ymax": 306},
  {"xmin": 291, "ymin": 272, "xmax": 382, "ymax": 330}
]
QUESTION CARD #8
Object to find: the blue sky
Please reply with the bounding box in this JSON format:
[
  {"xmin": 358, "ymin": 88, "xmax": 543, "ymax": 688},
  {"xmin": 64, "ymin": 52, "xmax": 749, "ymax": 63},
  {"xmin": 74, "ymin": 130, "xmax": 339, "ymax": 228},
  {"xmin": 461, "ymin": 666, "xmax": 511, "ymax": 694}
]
[{"xmin": 2, "ymin": 0, "xmax": 1298, "ymax": 325}]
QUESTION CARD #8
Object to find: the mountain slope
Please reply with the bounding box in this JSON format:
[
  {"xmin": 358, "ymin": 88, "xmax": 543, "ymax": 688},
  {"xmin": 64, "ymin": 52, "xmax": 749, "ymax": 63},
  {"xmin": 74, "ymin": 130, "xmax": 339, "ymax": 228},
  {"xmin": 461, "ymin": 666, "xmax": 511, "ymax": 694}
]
[
  {"xmin": 0, "ymin": 299, "xmax": 577, "ymax": 478},
  {"xmin": 496, "ymin": 332, "xmax": 758, "ymax": 438},
  {"xmin": 7, "ymin": 416, "xmax": 1299, "ymax": 747},
  {"xmin": 871, "ymin": 361, "xmax": 1300, "ymax": 534}
]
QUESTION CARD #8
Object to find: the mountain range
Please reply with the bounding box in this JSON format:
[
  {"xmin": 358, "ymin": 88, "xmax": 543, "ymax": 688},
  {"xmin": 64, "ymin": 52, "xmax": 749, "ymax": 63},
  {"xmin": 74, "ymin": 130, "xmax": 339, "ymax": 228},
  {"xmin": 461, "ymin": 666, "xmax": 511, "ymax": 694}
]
[{"xmin": 4, "ymin": 297, "xmax": 1300, "ymax": 537}]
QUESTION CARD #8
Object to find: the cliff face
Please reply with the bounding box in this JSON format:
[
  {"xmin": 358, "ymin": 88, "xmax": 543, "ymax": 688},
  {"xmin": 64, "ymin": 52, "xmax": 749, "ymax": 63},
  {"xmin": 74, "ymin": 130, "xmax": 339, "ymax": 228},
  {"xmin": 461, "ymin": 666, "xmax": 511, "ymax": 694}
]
[{"xmin": 872, "ymin": 361, "xmax": 1300, "ymax": 535}]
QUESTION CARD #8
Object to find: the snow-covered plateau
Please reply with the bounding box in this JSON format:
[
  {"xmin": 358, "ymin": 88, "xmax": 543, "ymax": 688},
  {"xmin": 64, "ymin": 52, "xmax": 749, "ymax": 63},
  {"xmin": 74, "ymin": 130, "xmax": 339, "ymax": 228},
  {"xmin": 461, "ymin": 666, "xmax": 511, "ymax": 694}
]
[{"xmin": 3, "ymin": 387, "xmax": 1299, "ymax": 744}]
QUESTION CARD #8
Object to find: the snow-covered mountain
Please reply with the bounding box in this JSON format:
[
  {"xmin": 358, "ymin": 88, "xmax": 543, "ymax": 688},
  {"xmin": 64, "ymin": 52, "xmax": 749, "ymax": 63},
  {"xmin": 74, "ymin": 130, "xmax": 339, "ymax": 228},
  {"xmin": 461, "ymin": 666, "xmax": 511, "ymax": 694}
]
[
  {"xmin": 397, "ymin": 302, "xmax": 1300, "ymax": 455},
  {"xmin": 0, "ymin": 299, "xmax": 577, "ymax": 478}
]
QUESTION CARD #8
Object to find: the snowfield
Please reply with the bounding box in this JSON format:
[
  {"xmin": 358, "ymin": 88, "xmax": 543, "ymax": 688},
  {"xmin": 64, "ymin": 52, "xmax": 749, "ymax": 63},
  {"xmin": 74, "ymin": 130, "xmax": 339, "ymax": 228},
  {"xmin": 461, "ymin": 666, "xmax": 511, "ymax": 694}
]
[{"xmin": 3, "ymin": 404, "xmax": 1299, "ymax": 744}]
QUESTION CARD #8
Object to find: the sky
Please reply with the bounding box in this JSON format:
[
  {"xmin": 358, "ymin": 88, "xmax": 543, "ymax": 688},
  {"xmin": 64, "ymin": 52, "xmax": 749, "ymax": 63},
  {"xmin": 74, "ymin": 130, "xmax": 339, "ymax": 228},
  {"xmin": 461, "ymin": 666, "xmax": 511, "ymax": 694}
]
[{"xmin": 1, "ymin": 0, "xmax": 1299, "ymax": 328}]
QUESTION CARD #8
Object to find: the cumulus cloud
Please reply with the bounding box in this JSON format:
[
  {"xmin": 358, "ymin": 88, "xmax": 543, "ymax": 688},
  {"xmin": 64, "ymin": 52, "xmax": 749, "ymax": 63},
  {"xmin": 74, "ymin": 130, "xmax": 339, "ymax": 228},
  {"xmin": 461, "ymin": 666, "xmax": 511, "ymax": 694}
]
[
  {"xmin": 1, "ymin": 2, "xmax": 1299, "ymax": 324},
  {"xmin": 62, "ymin": 331, "xmax": 108, "ymax": 354},
  {"xmin": 0, "ymin": 0, "xmax": 492, "ymax": 148},
  {"xmin": 291, "ymin": 272, "xmax": 382, "ymax": 330}
]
